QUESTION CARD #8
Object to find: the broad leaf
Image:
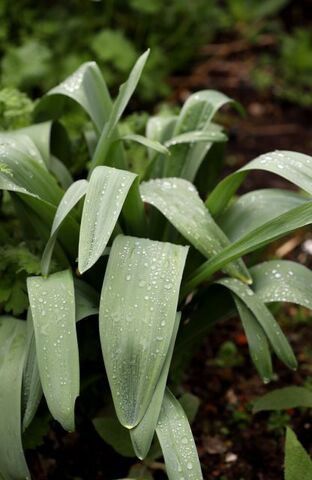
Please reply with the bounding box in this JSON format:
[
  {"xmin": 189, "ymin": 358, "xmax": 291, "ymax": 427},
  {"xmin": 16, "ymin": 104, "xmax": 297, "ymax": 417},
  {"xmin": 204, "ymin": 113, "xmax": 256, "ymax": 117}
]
[
  {"xmin": 78, "ymin": 166, "xmax": 136, "ymax": 273},
  {"xmin": 41, "ymin": 179, "xmax": 88, "ymax": 275},
  {"xmin": 27, "ymin": 270, "xmax": 79, "ymax": 431},
  {"xmin": 156, "ymin": 389, "xmax": 203, "ymax": 480},
  {"xmin": 35, "ymin": 62, "xmax": 112, "ymax": 133},
  {"xmin": 251, "ymin": 260, "xmax": 312, "ymax": 310},
  {"xmin": 140, "ymin": 178, "xmax": 251, "ymax": 283},
  {"xmin": 253, "ymin": 386, "xmax": 312, "ymax": 413},
  {"xmin": 285, "ymin": 427, "xmax": 312, "ymax": 480},
  {"xmin": 0, "ymin": 316, "xmax": 29, "ymax": 480},
  {"xmin": 99, "ymin": 235, "xmax": 188, "ymax": 428},
  {"xmin": 217, "ymin": 278, "xmax": 297, "ymax": 370},
  {"xmin": 183, "ymin": 200, "xmax": 312, "ymax": 296},
  {"xmin": 208, "ymin": 150, "xmax": 312, "ymax": 216},
  {"xmin": 219, "ymin": 189, "xmax": 308, "ymax": 241},
  {"xmin": 130, "ymin": 313, "xmax": 181, "ymax": 459}
]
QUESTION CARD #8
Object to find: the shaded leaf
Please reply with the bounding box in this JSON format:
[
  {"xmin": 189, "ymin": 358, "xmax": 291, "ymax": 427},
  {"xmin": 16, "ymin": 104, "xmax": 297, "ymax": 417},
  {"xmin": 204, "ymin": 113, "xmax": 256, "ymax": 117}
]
[
  {"xmin": 156, "ymin": 389, "xmax": 203, "ymax": 480},
  {"xmin": 93, "ymin": 417, "xmax": 135, "ymax": 458},
  {"xmin": 253, "ymin": 387, "xmax": 312, "ymax": 413},
  {"xmin": 285, "ymin": 427, "xmax": 312, "ymax": 480},
  {"xmin": 99, "ymin": 235, "xmax": 188, "ymax": 428},
  {"xmin": 27, "ymin": 270, "xmax": 79, "ymax": 431},
  {"xmin": 140, "ymin": 178, "xmax": 251, "ymax": 283}
]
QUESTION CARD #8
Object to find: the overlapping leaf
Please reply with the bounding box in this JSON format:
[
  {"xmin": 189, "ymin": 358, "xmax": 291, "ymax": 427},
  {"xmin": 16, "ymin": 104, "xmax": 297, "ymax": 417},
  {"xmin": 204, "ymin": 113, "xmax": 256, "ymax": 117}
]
[
  {"xmin": 99, "ymin": 235, "xmax": 188, "ymax": 428},
  {"xmin": 208, "ymin": 150, "xmax": 312, "ymax": 216},
  {"xmin": 251, "ymin": 260, "xmax": 312, "ymax": 309},
  {"xmin": 140, "ymin": 177, "xmax": 251, "ymax": 283},
  {"xmin": 0, "ymin": 316, "xmax": 29, "ymax": 480},
  {"xmin": 156, "ymin": 389, "xmax": 203, "ymax": 480},
  {"xmin": 217, "ymin": 277, "xmax": 297, "ymax": 371},
  {"xmin": 35, "ymin": 62, "xmax": 112, "ymax": 133},
  {"xmin": 183, "ymin": 200, "xmax": 312, "ymax": 296},
  {"xmin": 219, "ymin": 189, "xmax": 308, "ymax": 241},
  {"xmin": 130, "ymin": 313, "xmax": 181, "ymax": 459},
  {"xmin": 78, "ymin": 166, "xmax": 136, "ymax": 273},
  {"xmin": 27, "ymin": 270, "xmax": 79, "ymax": 431}
]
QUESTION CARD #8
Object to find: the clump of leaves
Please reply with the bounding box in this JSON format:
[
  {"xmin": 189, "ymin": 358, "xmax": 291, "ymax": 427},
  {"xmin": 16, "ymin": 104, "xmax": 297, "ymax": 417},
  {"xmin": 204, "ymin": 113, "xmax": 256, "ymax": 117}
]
[{"xmin": 0, "ymin": 51, "xmax": 312, "ymax": 479}]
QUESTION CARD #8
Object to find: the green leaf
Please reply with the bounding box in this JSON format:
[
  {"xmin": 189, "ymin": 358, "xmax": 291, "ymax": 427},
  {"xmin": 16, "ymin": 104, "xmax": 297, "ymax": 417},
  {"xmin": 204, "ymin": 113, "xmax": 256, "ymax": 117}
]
[
  {"xmin": 232, "ymin": 296, "xmax": 273, "ymax": 382},
  {"xmin": 156, "ymin": 389, "xmax": 203, "ymax": 480},
  {"xmin": 183, "ymin": 200, "xmax": 312, "ymax": 296},
  {"xmin": 93, "ymin": 417, "xmax": 135, "ymax": 458},
  {"xmin": 41, "ymin": 179, "xmax": 88, "ymax": 275},
  {"xmin": 179, "ymin": 392, "xmax": 200, "ymax": 425},
  {"xmin": 78, "ymin": 166, "xmax": 136, "ymax": 273},
  {"xmin": 251, "ymin": 260, "xmax": 312, "ymax": 310},
  {"xmin": 27, "ymin": 270, "xmax": 79, "ymax": 431},
  {"xmin": 74, "ymin": 279, "xmax": 99, "ymax": 321},
  {"xmin": 140, "ymin": 178, "xmax": 251, "ymax": 283},
  {"xmin": 285, "ymin": 427, "xmax": 312, "ymax": 480},
  {"xmin": 253, "ymin": 387, "xmax": 312, "ymax": 413},
  {"xmin": 35, "ymin": 62, "xmax": 112, "ymax": 133},
  {"xmin": 119, "ymin": 133, "xmax": 169, "ymax": 155},
  {"xmin": 99, "ymin": 235, "xmax": 188, "ymax": 428},
  {"xmin": 217, "ymin": 278, "xmax": 297, "ymax": 371},
  {"xmin": 22, "ymin": 311, "xmax": 42, "ymax": 431},
  {"xmin": 130, "ymin": 312, "xmax": 181, "ymax": 459},
  {"xmin": 0, "ymin": 316, "xmax": 29, "ymax": 480},
  {"xmin": 219, "ymin": 189, "xmax": 308, "ymax": 241},
  {"xmin": 91, "ymin": 50, "xmax": 150, "ymax": 169},
  {"xmin": 165, "ymin": 127, "xmax": 227, "ymax": 148},
  {"xmin": 208, "ymin": 150, "xmax": 312, "ymax": 217}
]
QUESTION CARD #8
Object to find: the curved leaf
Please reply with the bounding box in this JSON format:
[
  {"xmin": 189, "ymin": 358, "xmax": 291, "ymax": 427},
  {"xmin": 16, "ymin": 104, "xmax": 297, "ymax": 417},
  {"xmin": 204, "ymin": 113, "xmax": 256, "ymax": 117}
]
[
  {"xmin": 253, "ymin": 386, "xmax": 312, "ymax": 413},
  {"xmin": 91, "ymin": 50, "xmax": 150, "ymax": 169},
  {"xmin": 35, "ymin": 62, "xmax": 112, "ymax": 132},
  {"xmin": 78, "ymin": 167, "xmax": 136, "ymax": 273},
  {"xmin": 130, "ymin": 313, "xmax": 181, "ymax": 459},
  {"xmin": 41, "ymin": 179, "xmax": 88, "ymax": 275},
  {"xmin": 183, "ymin": 200, "xmax": 312, "ymax": 296},
  {"xmin": 0, "ymin": 316, "xmax": 29, "ymax": 480},
  {"xmin": 208, "ymin": 150, "xmax": 312, "ymax": 216},
  {"xmin": 140, "ymin": 178, "xmax": 251, "ymax": 283},
  {"xmin": 217, "ymin": 278, "xmax": 297, "ymax": 370},
  {"xmin": 99, "ymin": 235, "xmax": 188, "ymax": 428},
  {"xmin": 219, "ymin": 189, "xmax": 308, "ymax": 241},
  {"xmin": 119, "ymin": 133, "xmax": 169, "ymax": 155},
  {"xmin": 156, "ymin": 389, "xmax": 203, "ymax": 480},
  {"xmin": 251, "ymin": 260, "xmax": 312, "ymax": 309},
  {"xmin": 27, "ymin": 270, "xmax": 79, "ymax": 431},
  {"xmin": 232, "ymin": 296, "xmax": 273, "ymax": 382}
]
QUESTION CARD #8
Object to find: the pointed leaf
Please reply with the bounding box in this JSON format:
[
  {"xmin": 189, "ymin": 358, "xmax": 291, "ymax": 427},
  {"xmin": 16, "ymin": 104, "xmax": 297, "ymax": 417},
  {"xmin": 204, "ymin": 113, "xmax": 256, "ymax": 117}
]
[
  {"xmin": 27, "ymin": 270, "xmax": 79, "ymax": 431},
  {"xmin": 99, "ymin": 235, "xmax": 188, "ymax": 428},
  {"xmin": 219, "ymin": 189, "xmax": 308, "ymax": 241},
  {"xmin": 74, "ymin": 279, "xmax": 99, "ymax": 321},
  {"xmin": 130, "ymin": 313, "xmax": 181, "ymax": 459},
  {"xmin": 183, "ymin": 200, "xmax": 312, "ymax": 296},
  {"xmin": 120, "ymin": 133, "xmax": 169, "ymax": 155},
  {"xmin": 78, "ymin": 167, "xmax": 136, "ymax": 273},
  {"xmin": 41, "ymin": 179, "xmax": 88, "ymax": 275},
  {"xmin": 165, "ymin": 127, "xmax": 227, "ymax": 148},
  {"xmin": 253, "ymin": 387, "xmax": 312, "ymax": 413},
  {"xmin": 0, "ymin": 316, "xmax": 30, "ymax": 480},
  {"xmin": 208, "ymin": 150, "xmax": 312, "ymax": 217},
  {"xmin": 35, "ymin": 62, "xmax": 112, "ymax": 132},
  {"xmin": 217, "ymin": 278, "xmax": 297, "ymax": 370},
  {"xmin": 91, "ymin": 50, "xmax": 150, "ymax": 169},
  {"xmin": 140, "ymin": 178, "xmax": 251, "ymax": 283},
  {"xmin": 285, "ymin": 427, "xmax": 312, "ymax": 480},
  {"xmin": 156, "ymin": 389, "xmax": 203, "ymax": 480},
  {"xmin": 232, "ymin": 296, "xmax": 273, "ymax": 382},
  {"xmin": 251, "ymin": 260, "xmax": 312, "ymax": 310}
]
